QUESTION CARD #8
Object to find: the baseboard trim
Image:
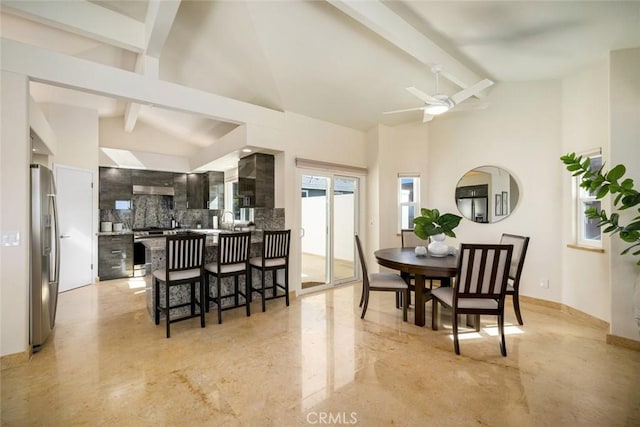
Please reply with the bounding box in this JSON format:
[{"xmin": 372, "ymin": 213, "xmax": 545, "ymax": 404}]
[
  {"xmin": 520, "ymin": 295, "xmax": 609, "ymax": 329},
  {"xmin": 521, "ymin": 295, "xmax": 640, "ymax": 351},
  {"xmin": 1, "ymin": 347, "xmax": 32, "ymax": 370},
  {"xmin": 606, "ymin": 334, "xmax": 640, "ymax": 351}
]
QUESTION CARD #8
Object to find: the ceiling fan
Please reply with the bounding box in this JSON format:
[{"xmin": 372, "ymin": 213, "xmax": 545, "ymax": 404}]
[{"xmin": 384, "ymin": 66, "xmax": 494, "ymax": 122}]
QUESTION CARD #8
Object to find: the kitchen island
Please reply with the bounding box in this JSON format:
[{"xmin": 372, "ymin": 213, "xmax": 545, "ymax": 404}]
[{"xmin": 141, "ymin": 231, "xmax": 274, "ymax": 320}]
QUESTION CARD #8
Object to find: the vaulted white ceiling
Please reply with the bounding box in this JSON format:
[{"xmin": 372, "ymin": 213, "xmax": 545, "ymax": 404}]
[{"xmin": 2, "ymin": 0, "xmax": 639, "ymax": 154}]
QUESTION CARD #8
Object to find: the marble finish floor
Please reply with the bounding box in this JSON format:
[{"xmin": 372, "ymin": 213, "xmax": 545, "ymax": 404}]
[{"xmin": 2, "ymin": 277, "xmax": 639, "ymax": 426}]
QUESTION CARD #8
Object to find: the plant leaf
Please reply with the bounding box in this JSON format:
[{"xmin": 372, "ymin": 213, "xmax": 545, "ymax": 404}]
[{"xmin": 606, "ymin": 164, "xmax": 626, "ymax": 181}]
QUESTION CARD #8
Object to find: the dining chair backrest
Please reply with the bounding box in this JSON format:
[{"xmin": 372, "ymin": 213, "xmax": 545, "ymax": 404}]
[
  {"xmin": 354, "ymin": 234, "xmax": 369, "ymax": 290},
  {"xmin": 401, "ymin": 229, "xmax": 428, "ymax": 248},
  {"xmin": 499, "ymin": 233, "xmax": 530, "ymax": 282},
  {"xmin": 217, "ymin": 232, "xmax": 252, "ymax": 266},
  {"xmin": 166, "ymin": 234, "xmax": 206, "ymax": 273},
  {"xmin": 262, "ymin": 229, "xmax": 291, "ymax": 261},
  {"xmin": 455, "ymin": 243, "xmax": 513, "ymax": 301}
]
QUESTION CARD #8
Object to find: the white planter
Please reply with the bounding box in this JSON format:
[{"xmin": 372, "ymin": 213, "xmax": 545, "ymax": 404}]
[{"xmin": 428, "ymin": 233, "xmax": 449, "ymax": 257}]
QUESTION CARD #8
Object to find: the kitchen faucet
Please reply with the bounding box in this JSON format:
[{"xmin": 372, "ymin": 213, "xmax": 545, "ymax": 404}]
[{"xmin": 220, "ymin": 210, "xmax": 235, "ymax": 230}]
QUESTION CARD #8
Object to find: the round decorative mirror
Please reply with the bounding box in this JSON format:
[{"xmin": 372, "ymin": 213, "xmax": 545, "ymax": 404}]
[{"xmin": 455, "ymin": 166, "xmax": 519, "ymax": 223}]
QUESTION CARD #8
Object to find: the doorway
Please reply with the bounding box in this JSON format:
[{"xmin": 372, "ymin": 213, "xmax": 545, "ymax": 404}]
[
  {"xmin": 299, "ymin": 171, "xmax": 358, "ymax": 292},
  {"xmin": 55, "ymin": 165, "xmax": 93, "ymax": 292}
]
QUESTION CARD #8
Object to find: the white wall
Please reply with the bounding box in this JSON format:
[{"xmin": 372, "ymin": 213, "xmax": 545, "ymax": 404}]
[
  {"xmin": 560, "ymin": 60, "xmax": 611, "ymax": 322},
  {"xmin": 1, "ymin": 71, "xmax": 30, "ymax": 356},
  {"xmin": 609, "ymin": 48, "xmax": 640, "ymax": 340},
  {"xmin": 375, "ymin": 122, "xmax": 431, "ymax": 251},
  {"xmin": 427, "ymin": 81, "xmax": 563, "ymax": 304}
]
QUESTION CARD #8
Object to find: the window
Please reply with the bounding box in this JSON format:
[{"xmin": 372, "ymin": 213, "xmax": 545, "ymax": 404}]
[
  {"xmin": 398, "ymin": 175, "xmax": 420, "ymax": 231},
  {"xmin": 575, "ymin": 151, "xmax": 603, "ymax": 247}
]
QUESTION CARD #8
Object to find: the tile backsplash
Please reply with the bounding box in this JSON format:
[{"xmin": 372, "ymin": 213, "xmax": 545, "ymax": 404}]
[{"xmin": 100, "ymin": 195, "xmax": 285, "ymax": 230}]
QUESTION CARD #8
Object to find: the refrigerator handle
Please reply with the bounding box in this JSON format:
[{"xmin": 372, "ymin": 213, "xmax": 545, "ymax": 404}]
[{"xmin": 49, "ymin": 192, "xmax": 60, "ymax": 286}]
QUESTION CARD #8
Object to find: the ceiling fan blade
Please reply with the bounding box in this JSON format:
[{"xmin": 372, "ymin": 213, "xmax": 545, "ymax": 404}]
[
  {"xmin": 406, "ymin": 86, "xmax": 440, "ymax": 104},
  {"xmin": 383, "ymin": 106, "xmax": 425, "ymax": 115},
  {"xmin": 422, "ymin": 111, "xmax": 434, "ymax": 122},
  {"xmin": 450, "ymin": 79, "xmax": 494, "ymax": 105}
]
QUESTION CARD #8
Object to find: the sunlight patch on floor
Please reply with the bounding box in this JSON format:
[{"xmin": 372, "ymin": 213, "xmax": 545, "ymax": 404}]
[{"xmin": 127, "ymin": 277, "xmax": 146, "ymax": 290}]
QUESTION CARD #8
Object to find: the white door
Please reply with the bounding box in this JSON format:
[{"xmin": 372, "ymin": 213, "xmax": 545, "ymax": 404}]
[{"xmin": 55, "ymin": 165, "xmax": 93, "ymax": 292}]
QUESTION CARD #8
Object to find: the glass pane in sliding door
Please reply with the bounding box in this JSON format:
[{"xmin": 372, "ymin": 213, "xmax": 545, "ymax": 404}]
[
  {"xmin": 333, "ymin": 176, "xmax": 357, "ymax": 282},
  {"xmin": 301, "ymin": 175, "xmax": 329, "ymax": 289}
]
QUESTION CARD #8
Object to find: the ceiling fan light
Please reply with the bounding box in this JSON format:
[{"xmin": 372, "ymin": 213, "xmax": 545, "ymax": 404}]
[{"xmin": 424, "ymin": 104, "xmax": 449, "ymax": 115}]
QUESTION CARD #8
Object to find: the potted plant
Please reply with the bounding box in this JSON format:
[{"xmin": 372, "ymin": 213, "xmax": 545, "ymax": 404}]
[
  {"xmin": 413, "ymin": 208, "xmax": 462, "ymax": 256},
  {"xmin": 561, "ymin": 153, "xmax": 640, "ymax": 265}
]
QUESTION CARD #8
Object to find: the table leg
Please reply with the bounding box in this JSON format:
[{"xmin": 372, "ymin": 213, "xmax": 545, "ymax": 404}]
[{"xmin": 414, "ymin": 274, "xmax": 426, "ymax": 327}]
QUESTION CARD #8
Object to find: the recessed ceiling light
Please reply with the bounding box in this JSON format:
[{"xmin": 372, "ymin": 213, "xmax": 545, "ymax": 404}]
[{"xmin": 32, "ymin": 148, "xmax": 37, "ymax": 152}]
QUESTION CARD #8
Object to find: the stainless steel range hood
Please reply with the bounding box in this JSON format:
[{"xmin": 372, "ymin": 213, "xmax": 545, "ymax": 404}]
[{"xmin": 132, "ymin": 185, "xmax": 175, "ymax": 196}]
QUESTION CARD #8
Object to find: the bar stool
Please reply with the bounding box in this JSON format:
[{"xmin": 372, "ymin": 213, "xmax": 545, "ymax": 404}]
[
  {"xmin": 249, "ymin": 229, "xmax": 291, "ymax": 312},
  {"xmin": 153, "ymin": 234, "xmax": 206, "ymax": 338},
  {"xmin": 205, "ymin": 231, "xmax": 252, "ymax": 324}
]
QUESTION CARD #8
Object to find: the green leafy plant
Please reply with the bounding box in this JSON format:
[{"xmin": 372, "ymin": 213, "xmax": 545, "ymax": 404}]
[
  {"xmin": 561, "ymin": 152, "xmax": 640, "ymax": 265},
  {"xmin": 413, "ymin": 208, "xmax": 462, "ymax": 239}
]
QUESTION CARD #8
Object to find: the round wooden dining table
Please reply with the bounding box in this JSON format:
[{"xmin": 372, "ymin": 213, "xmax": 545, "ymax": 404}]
[{"xmin": 374, "ymin": 247, "xmax": 458, "ymax": 327}]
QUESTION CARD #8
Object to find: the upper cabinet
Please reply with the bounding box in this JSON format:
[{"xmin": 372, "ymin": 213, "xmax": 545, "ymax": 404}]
[
  {"xmin": 99, "ymin": 167, "xmax": 132, "ymax": 209},
  {"xmin": 238, "ymin": 153, "xmax": 274, "ymax": 208},
  {"xmin": 207, "ymin": 171, "xmax": 224, "ymax": 210},
  {"xmin": 173, "ymin": 173, "xmax": 209, "ymax": 210},
  {"xmin": 131, "ymin": 170, "xmax": 174, "ymax": 187}
]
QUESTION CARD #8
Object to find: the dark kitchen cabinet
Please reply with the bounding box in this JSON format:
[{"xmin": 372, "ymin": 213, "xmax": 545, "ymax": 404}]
[
  {"xmin": 99, "ymin": 167, "xmax": 132, "ymax": 209},
  {"xmin": 131, "ymin": 169, "xmax": 174, "ymax": 187},
  {"xmin": 207, "ymin": 171, "xmax": 224, "ymax": 210},
  {"xmin": 173, "ymin": 173, "xmax": 209, "ymax": 209},
  {"xmin": 238, "ymin": 153, "xmax": 274, "ymax": 208},
  {"xmin": 98, "ymin": 234, "xmax": 133, "ymax": 280}
]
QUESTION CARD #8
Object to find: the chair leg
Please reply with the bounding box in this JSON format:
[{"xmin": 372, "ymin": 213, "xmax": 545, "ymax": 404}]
[
  {"xmin": 199, "ymin": 280, "xmax": 205, "ymax": 328},
  {"xmin": 261, "ymin": 269, "xmax": 266, "ymax": 312},
  {"xmin": 359, "ymin": 283, "xmax": 365, "ymax": 308},
  {"xmin": 248, "ymin": 266, "xmax": 253, "ymax": 303},
  {"xmin": 402, "ymin": 289, "xmax": 408, "ymax": 322},
  {"xmin": 190, "ymin": 282, "xmax": 196, "ymax": 316},
  {"xmin": 245, "ymin": 274, "xmax": 251, "ymax": 317},
  {"xmin": 284, "ymin": 267, "xmax": 290, "ymax": 306},
  {"xmin": 360, "ymin": 290, "xmax": 370, "ymax": 319},
  {"xmin": 165, "ymin": 283, "xmax": 171, "ymax": 338},
  {"xmin": 431, "ymin": 298, "xmax": 439, "ymax": 331},
  {"xmin": 216, "ymin": 277, "xmax": 222, "ymax": 325},
  {"xmin": 395, "ymin": 292, "xmax": 401, "ymax": 309},
  {"xmin": 452, "ymin": 309, "xmax": 460, "ymax": 355},
  {"xmin": 513, "ymin": 293, "xmax": 524, "ymax": 325},
  {"xmin": 498, "ymin": 313, "xmax": 507, "ymax": 356},
  {"xmin": 154, "ymin": 278, "xmax": 160, "ymax": 325},
  {"xmin": 204, "ymin": 273, "xmax": 210, "ymax": 313}
]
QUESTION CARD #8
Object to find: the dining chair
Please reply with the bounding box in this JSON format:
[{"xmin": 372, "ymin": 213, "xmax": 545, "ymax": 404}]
[
  {"xmin": 431, "ymin": 243, "xmax": 513, "ymax": 356},
  {"xmin": 249, "ymin": 229, "xmax": 291, "ymax": 312},
  {"xmin": 204, "ymin": 231, "xmax": 252, "ymax": 324},
  {"xmin": 153, "ymin": 234, "xmax": 206, "ymax": 338},
  {"xmin": 500, "ymin": 233, "xmax": 530, "ymax": 325},
  {"xmin": 355, "ymin": 234, "xmax": 409, "ymax": 321}
]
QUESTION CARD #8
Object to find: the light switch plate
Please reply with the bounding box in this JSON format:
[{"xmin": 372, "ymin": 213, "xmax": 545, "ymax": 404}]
[{"xmin": 1, "ymin": 231, "xmax": 20, "ymax": 246}]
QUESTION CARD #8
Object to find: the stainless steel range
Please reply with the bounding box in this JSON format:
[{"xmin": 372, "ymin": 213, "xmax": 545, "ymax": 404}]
[{"xmin": 132, "ymin": 228, "xmax": 177, "ymax": 276}]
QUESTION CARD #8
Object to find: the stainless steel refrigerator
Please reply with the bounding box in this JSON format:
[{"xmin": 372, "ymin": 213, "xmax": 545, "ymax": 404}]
[
  {"xmin": 30, "ymin": 164, "xmax": 60, "ymax": 351},
  {"xmin": 456, "ymin": 196, "xmax": 488, "ymax": 223}
]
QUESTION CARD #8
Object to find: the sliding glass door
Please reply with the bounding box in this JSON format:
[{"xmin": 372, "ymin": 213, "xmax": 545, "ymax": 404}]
[{"xmin": 299, "ymin": 171, "xmax": 358, "ymax": 292}]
